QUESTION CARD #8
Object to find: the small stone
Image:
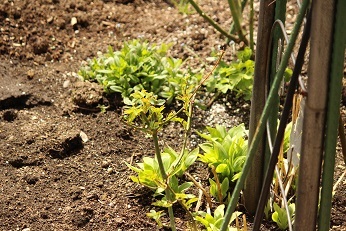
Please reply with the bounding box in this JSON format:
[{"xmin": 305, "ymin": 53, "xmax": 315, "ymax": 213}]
[
  {"xmin": 63, "ymin": 80, "xmax": 70, "ymax": 88},
  {"xmin": 71, "ymin": 17, "xmax": 77, "ymax": 26},
  {"xmin": 27, "ymin": 69, "xmax": 35, "ymax": 79},
  {"xmin": 79, "ymin": 131, "xmax": 88, "ymax": 143},
  {"xmin": 107, "ymin": 167, "xmax": 113, "ymax": 174},
  {"xmin": 101, "ymin": 161, "xmax": 110, "ymax": 168}
]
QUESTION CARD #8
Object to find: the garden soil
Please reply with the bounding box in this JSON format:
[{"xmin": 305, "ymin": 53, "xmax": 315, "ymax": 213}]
[{"xmin": 0, "ymin": 0, "xmax": 345, "ymax": 230}]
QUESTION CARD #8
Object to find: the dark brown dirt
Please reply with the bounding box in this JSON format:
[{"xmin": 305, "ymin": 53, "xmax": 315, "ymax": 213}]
[{"xmin": 0, "ymin": 0, "xmax": 345, "ymax": 230}]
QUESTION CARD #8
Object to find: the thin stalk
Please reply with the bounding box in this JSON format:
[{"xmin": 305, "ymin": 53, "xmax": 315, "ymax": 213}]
[
  {"xmin": 165, "ymin": 183, "xmax": 198, "ymax": 231},
  {"xmin": 152, "ymin": 130, "xmax": 176, "ymax": 231},
  {"xmin": 318, "ymin": 0, "xmax": 346, "ymax": 229},
  {"xmin": 249, "ymin": 0, "xmax": 254, "ymax": 50},
  {"xmin": 220, "ymin": 1, "xmax": 310, "ymax": 230},
  {"xmin": 211, "ymin": 165, "xmax": 223, "ymax": 202},
  {"xmin": 226, "ymin": 0, "xmax": 248, "ymax": 44},
  {"xmin": 227, "ymin": 0, "xmax": 249, "ymax": 45},
  {"xmin": 187, "ymin": 0, "xmax": 240, "ymax": 43}
]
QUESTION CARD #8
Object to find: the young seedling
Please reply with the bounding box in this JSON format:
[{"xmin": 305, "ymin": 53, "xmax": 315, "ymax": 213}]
[
  {"xmin": 123, "ymin": 45, "xmax": 226, "ymax": 230},
  {"xmin": 272, "ymin": 202, "xmax": 295, "ymax": 230},
  {"xmin": 198, "ymin": 124, "xmax": 248, "ymax": 202},
  {"xmin": 195, "ymin": 204, "xmax": 242, "ymax": 231}
]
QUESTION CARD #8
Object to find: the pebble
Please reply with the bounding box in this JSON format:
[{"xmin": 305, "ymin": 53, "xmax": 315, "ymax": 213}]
[{"xmin": 27, "ymin": 69, "xmax": 35, "ymax": 79}]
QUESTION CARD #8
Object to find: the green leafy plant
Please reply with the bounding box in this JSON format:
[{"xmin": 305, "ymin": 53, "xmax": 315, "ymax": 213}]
[
  {"xmin": 146, "ymin": 210, "xmax": 165, "ymax": 228},
  {"xmin": 123, "ymin": 89, "xmax": 201, "ymax": 230},
  {"xmin": 126, "ymin": 146, "xmax": 198, "ymax": 195},
  {"xmin": 79, "ymin": 40, "xmax": 195, "ymax": 104},
  {"xmin": 195, "ymin": 204, "xmax": 242, "ymax": 231},
  {"xmin": 172, "ymin": 0, "xmax": 193, "ymax": 14},
  {"xmin": 198, "ymin": 124, "xmax": 248, "ymax": 201},
  {"xmin": 205, "ymin": 47, "xmax": 254, "ymax": 100},
  {"xmin": 272, "ymin": 202, "xmax": 295, "ymax": 230}
]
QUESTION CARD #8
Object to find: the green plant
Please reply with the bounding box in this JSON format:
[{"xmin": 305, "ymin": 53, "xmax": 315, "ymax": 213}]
[
  {"xmin": 123, "ymin": 89, "xmax": 201, "ymax": 230},
  {"xmin": 126, "ymin": 146, "xmax": 199, "ymax": 195},
  {"xmin": 205, "ymin": 47, "xmax": 254, "ymax": 100},
  {"xmin": 272, "ymin": 202, "xmax": 295, "ymax": 230},
  {"xmin": 195, "ymin": 204, "xmax": 242, "ymax": 231},
  {"xmin": 198, "ymin": 124, "xmax": 248, "ymax": 201},
  {"xmin": 172, "ymin": 0, "xmax": 193, "ymax": 14},
  {"xmin": 146, "ymin": 210, "xmax": 165, "ymax": 228},
  {"xmin": 79, "ymin": 40, "xmax": 196, "ymax": 104}
]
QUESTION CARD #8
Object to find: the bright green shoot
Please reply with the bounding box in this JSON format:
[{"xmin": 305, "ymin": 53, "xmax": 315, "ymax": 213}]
[
  {"xmin": 205, "ymin": 47, "xmax": 254, "ymax": 100},
  {"xmin": 79, "ymin": 40, "xmax": 196, "ymax": 105},
  {"xmin": 123, "ymin": 89, "xmax": 199, "ymax": 230},
  {"xmin": 195, "ymin": 204, "xmax": 242, "ymax": 231},
  {"xmin": 198, "ymin": 124, "xmax": 248, "ymax": 201},
  {"xmin": 272, "ymin": 202, "xmax": 295, "ymax": 230}
]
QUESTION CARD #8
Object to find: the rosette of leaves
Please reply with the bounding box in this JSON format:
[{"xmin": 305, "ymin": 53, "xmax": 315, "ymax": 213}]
[
  {"xmin": 197, "ymin": 124, "xmax": 248, "ymax": 201},
  {"xmin": 78, "ymin": 40, "xmax": 192, "ymax": 104},
  {"xmin": 205, "ymin": 47, "xmax": 254, "ymax": 100},
  {"xmin": 195, "ymin": 204, "xmax": 242, "ymax": 231}
]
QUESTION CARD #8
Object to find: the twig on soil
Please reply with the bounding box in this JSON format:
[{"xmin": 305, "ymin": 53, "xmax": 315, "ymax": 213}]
[
  {"xmin": 185, "ymin": 172, "xmax": 212, "ymax": 214},
  {"xmin": 333, "ymin": 169, "xmax": 346, "ymax": 195}
]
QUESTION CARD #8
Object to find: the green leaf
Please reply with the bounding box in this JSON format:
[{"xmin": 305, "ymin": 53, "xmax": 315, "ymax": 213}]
[
  {"xmin": 220, "ymin": 177, "xmax": 229, "ymax": 199},
  {"xmin": 214, "ymin": 204, "xmax": 225, "ymax": 220},
  {"xmin": 215, "ymin": 163, "xmax": 230, "ymax": 177},
  {"xmin": 178, "ymin": 182, "xmax": 193, "ymax": 192}
]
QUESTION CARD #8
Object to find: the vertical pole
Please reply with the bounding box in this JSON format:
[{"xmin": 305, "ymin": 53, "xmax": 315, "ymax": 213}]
[
  {"xmin": 294, "ymin": 0, "xmax": 335, "ymax": 230},
  {"xmin": 319, "ymin": 0, "xmax": 346, "ymax": 229},
  {"xmin": 244, "ymin": 0, "xmax": 275, "ymax": 214}
]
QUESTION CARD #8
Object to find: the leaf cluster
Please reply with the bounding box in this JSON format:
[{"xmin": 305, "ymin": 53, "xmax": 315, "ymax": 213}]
[
  {"xmin": 205, "ymin": 47, "xmax": 254, "ymax": 100},
  {"xmin": 126, "ymin": 146, "xmax": 198, "ymax": 195},
  {"xmin": 195, "ymin": 204, "xmax": 242, "ymax": 231},
  {"xmin": 78, "ymin": 40, "xmax": 196, "ymax": 104},
  {"xmin": 272, "ymin": 202, "xmax": 295, "ymax": 230},
  {"xmin": 198, "ymin": 124, "xmax": 248, "ymax": 201}
]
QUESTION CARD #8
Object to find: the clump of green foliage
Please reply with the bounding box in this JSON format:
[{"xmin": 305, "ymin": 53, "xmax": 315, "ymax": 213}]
[
  {"xmin": 195, "ymin": 204, "xmax": 242, "ymax": 231},
  {"xmin": 206, "ymin": 47, "xmax": 254, "ymax": 100},
  {"xmin": 205, "ymin": 47, "xmax": 254, "ymax": 100},
  {"xmin": 272, "ymin": 202, "xmax": 295, "ymax": 230},
  {"xmin": 198, "ymin": 124, "xmax": 248, "ymax": 202},
  {"xmin": 79, "ymin": 40, "xmax": 197, "ymax": 104}
]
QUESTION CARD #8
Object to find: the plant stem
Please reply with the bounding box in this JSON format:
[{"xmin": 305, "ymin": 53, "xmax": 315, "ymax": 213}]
[
  {"xmin": 249, "ymin": 0, "xmax": 254, "ymax": 50},
  {"xmin": 152, "ymin": 130, "xmax": 176, "ymax": 231},
  {"xmin": 211, "ymin": 165, "xmax": 223, "ymax": 202},
  {"xmin": 227, "ymin": 0, "xmax": 249, "ymax": 46},
  {"xmin": 187, "ymin": 0, "xmax": 240, "ymax": 43}
]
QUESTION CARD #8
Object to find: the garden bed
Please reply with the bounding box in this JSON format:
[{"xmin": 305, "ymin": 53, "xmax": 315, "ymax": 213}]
[{"xmin": 0, "ymin": 0, "xmax": 345, "ymax": 230}]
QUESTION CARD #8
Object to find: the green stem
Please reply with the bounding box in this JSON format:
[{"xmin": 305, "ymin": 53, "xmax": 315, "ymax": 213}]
[
  {"xmin": 187, "ymin": 0, "xmax": 240, "ymax": 43},
  {"xmin": 227, "ymin": 0, "xmax": 248, "ymax": 41},
  {"xmin": 249, "ymin": 0, "xmax": 254, "ymax": 50},
  {"xmin": 227, "ymin": 0, "xmax": 249, "ymax": 45},
  {"xmin": 220, "ymin": 0, "xmax": 310, "ymax": 230},
  {"xmin": 152, "ymin": 130, "xmax": 176, "ymax": 231}
]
